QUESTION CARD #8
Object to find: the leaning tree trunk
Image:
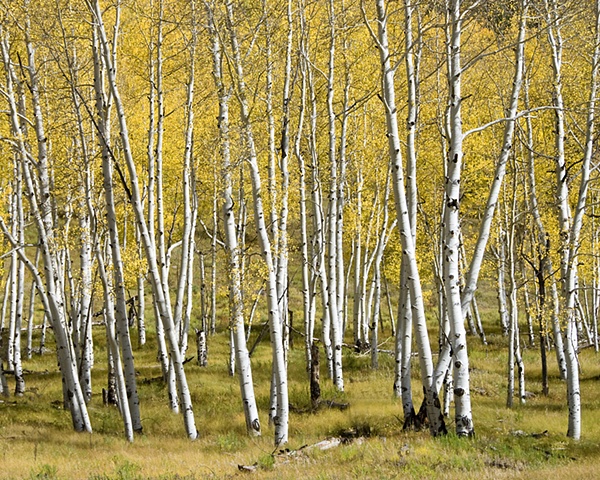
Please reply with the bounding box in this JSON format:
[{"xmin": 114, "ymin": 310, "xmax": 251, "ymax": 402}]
[
  {"xmin": 91, "ymin": 22, "xmax": 142, "ymax": 433},
  {"xmin": 224, "ymin": 0, "xmax": 288, "ymax": 445},
  {"xmin": 0, "ymin": 24, "xmax": 92, "ymax": 433},
  {"xmin": 371, "ymin": 0, "xmax": 446, "ymax": 436},
  {"xmin": 90, "ymin": 0, "xmax": 198, "ymax": 439},
  {"xmin": 430, "ymin": 0, "xmax": 528, "ymax": 383}
]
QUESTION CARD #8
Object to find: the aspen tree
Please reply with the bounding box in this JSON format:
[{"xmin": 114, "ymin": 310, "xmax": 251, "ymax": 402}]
[
  {"xmin": 173, "ymin": 1, "xmax": 198, "ymax": 361},
  {"xmin": 505, "ymin": 166, "xmax": 526, "ymax": 407},
  {"xmin": 304, "ymin": 28, "xmax": 333, "ymax": 378},
  {"xmin": 88, "ymin": 0, "xmax": 198, "ymax": 440},
  {"xmin": 326, "ymin": 0, "xmax": 344, "ymax": 391},
  {"xmin": 496, "ymin": 227, "xmax": 509, "ymax": 337},
  {"xmin": 0, "ymin": 21, "xmax": 92, "ymax": 433},
  {"xmin": 296, "ymin": 6, "xmax": 314, "ymax": 375},
  {"xmin": 555, "ymin": 0, "xmax": 600, "ymax": 440},
  {"xmin": 443, "ymin": 0, "xmax": 474, "ymax": 436},
  {"xmin": 276, "ymin": 0, "xmax": 293, "ymax": 367},
  {"xmin": 56, "ymin": 5, "xmax": 100, "ymax": 397},
  {"xmin": 25, "ymin": 248, "xmax": 40, "ymax": 359},
  {"xmin": 353, "ymin": 163, "xmax": 364, "ymax": 349},
  {"xmin": 136, "ymin": 227, "xmax": 146, "ymax": 347},
  {"xmin": 209, "ymin": 168, "xmax": 219, "ymax": 337},
  {"xmin": 8, "ymin": 160, "xmax": 25, "ymax": 396},
  {"xmin": 95, "ymin": 240, "xmax": 134, "ymax": 442},
  {"xmin": 91, "ymin": 17, "xmax": 142, "ymax": 432},
  {"xmin": 393, "ymin": 0, "xmax": 421, "ymax": 428},
  {"xmin": 144, "ymin": 0, "xmax": 171, "ymax": 392},
  {"xmin": 224, "ymin": 0, "xmax": 288, "ymax": 445},
  {"xmin": 336, "ymin": 5, "xmax": 352, "ymax": 352},
  {"xmin": 430, "ymin": 0, "xmax": 528, "ymax": 422},
  {"xmin": 368, "ymin": 0, "xmax": 446, "ymax": 436},
  {"xmin": 369, "ymin": 170, "xmax": 396, "ymax": 369},
  {"xmin": 207, "ymin": 1, "xmax": 261, "ymax": 437}
]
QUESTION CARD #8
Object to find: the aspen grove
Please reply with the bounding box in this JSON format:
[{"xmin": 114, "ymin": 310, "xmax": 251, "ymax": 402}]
[{"xmin": 1, "ymin": 0, "xmax": 600, "ymax": 452}]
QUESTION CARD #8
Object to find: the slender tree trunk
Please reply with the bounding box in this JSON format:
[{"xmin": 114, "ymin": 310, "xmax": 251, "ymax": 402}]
[
  {"xmin": 26, "ymin": 248, "xmax": 40, "ymax": 359},
  {"xmin": 224, "ymin": 0, "xmax": 288, "ymax": 445},
  {"xmin": 325, "ymin": 0, "xmax": 344, "ymax": 391},
  {"xmin": 96, "ymin": 244, "xmax": 134, "ymax": 442},
  {"xmin": 296, "ymin": 27, "xmax": 313, "ymax": 375},
  {"xmin": 90, "ymin": 0, "xmax": 198, "ymax": 439},
  {"xmin": 0, "ymin": 23, "xmax": 92, "ymax": 433},
  {"xmin": 370, "ymin": 0, "xmax": 446, "ymax": 436},
  {"xmin": 208, "ymin": 3, "xmax": 260, "ymax": 437},
  {"xmin": 92, "ymin": 22, "xmax": 142, "ymax": 433},
  {"xmin": 443, "ymin": 0, "xmax": 474, "ymax": 436}
]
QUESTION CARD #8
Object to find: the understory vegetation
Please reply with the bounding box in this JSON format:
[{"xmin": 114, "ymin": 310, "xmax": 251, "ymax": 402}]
[{"xmin": 2, "ymin": 309, "xmax": 599, "ymax": 479}]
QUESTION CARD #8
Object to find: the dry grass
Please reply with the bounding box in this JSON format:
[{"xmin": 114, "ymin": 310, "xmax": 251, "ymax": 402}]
[{"xmin": 1, "ymin": 314, "xmax": 600, "ymax": 479}]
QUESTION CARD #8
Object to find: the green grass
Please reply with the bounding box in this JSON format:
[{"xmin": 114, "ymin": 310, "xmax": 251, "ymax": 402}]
[{"xmin": 1, "ymin": 313, "xmax": 600, "ymax": 479}]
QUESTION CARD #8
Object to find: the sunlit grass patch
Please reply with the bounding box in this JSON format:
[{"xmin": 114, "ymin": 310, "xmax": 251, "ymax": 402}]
[{"xmin": 2, "ymin": 311, "xmax": 600, "ymax": 479}]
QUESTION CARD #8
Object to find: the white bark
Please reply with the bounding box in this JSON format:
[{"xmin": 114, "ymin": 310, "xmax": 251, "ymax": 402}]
[
  {"xmin": 427, "ymin": 0, "xmax": 528, "ymax": 388},
  {"xmin": 144, "ymin": 0, "xmax": 169, "ymax": 387},
  {"xmin": 326, "ymin": 0, "xmax": 344, "ymax": 392},
  {"xmin": 296, "ymin": 27, "xmax": 313, "ymax": 374},
  {"xmin": 96, "ymin": 243, "xmax": 134, "ymax": 442},
  {"xmin": 275, "ymin": 0, "xmax": 293, "ymax": 365},
  {"xmin": 174, "ymin": 11, "xmax": 198, "ymax": 359},
  {"xmin": 393, "ymin": 0, "xmax": 420, "ymax": 426},
  {"xmin": 306, "ymin": 52, "xmax": 333, "ymax": 378},
  {"xmin": 353, "ymin": 167, "xmax": 364, "ymax": 348},
  {"xmin": 0, "ymin": 24, "xmax": 92, "ymax": 433},
  {"xmin": 370, "ymin": 0, "xmax": 446, "ymax": 436},
  {"xmin": 224, "ymin": 0, "xmax": 288, "ymax": 445},
  {"xmin": 497, "ymin": 227, "xmax": 509, "ymax": 336},
  {"xmin": 208, "ymin": 3, "xmax": 261, "ymax": 437},
  {"xmin": 561, "ymin": 0, "xmax": 600, "ymax": 440},
  {"xmin": 136, "ymin": 232, "xmax": 146, "ymax": 347},
  {"xmin": 92, "ymin": 23, "xmax": 142, "ymax": 433},
  {"xmin": 544, "ymin": 0, "xmax": 600, "ymax": 440},
  {"xmin": 506, "ymin": 170, "xmax": 525, "ymax": 407},
  {"xmin": 460, "ymin": 0, "xmax": 527, "ymax": 314},
  {"xmin": 90, "ymin": 0, "xmax": 198, "ymax": 439},
  {"xmin": 13, "ymin": 163, "xmax": 25, "ymax": 396},
  {"xmin": 443, "ymin": 0, "xmax": 473, "ymax": 436},
  {"xmin": 26, "ymin": 248, "xmax": 40, "ymax": 359},
  {"xmin": 523, "ymin": 75, "xmax": 567, "ymax": 379},
  {"xmin": 369, "ymin": 177, "xmax": 395, "ymax": 369}
]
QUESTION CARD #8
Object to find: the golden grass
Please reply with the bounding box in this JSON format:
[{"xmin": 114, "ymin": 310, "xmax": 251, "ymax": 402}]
[{"xmin": 1, "ymin": 317, "xmax": 600, "ymax": 479}]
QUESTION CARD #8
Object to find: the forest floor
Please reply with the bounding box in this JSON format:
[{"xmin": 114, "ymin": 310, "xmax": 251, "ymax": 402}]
[{"xmin": 1, "ymin": 315, "xmax": 600, "ymax": 479}]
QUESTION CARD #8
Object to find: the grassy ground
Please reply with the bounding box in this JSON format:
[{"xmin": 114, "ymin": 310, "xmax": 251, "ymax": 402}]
[{"xmin": 1, "ymin": 315, "xmax": 600, "ymax": 479}]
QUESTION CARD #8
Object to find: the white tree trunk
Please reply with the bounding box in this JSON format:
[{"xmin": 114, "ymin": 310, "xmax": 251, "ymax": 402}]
[
  {"xmin": 90, "ymin": 0, "xmax": 198, "ymax": 439},
  {"xmin": 208, "ymin": 4, "xmax": 261, "ymax": 436},
  {"xmin": 96, "ymin": 244, "xmax": 134, "ymax": 442},
  {"xmin": 325, "ymin": 0, "xmax": 344, "ymax": 392},
  {"xmin": 371, "ymin": 0, "xmax": 446, "ymax": 436},
  {"xmin": 92, "ymin": 23, "xmax": 142, "ymax": 433},
  {"xmin": 0, "ymin": 24, "xmax": 92, "ymax": 433},
  {"xmin": 295, "ymin": 31, "xmax": 313, "ymax": 375},
  {"xmin": 523, "ymin": 74, "xmax": 567, "ymax": 379},
  {"xmin": 224, "ymin": 0, "xmax": 288, "ymax": 445},
  {"xmin": 443, "ymin": 0, "xmax": 473, "ymax": 436}
]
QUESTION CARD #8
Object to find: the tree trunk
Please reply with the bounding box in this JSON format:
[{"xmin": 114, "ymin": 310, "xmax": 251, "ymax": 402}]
[
  {"xmin": 371, "ymin": 0, "xmax": 446, "ymax": 436},
  {"xmin": 90, "ymin": 0, "xmax": 198, "ymax": 439},
  {"xmin": 223, "ymin": 0, "xmax": 286, "ymax": 444}
]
